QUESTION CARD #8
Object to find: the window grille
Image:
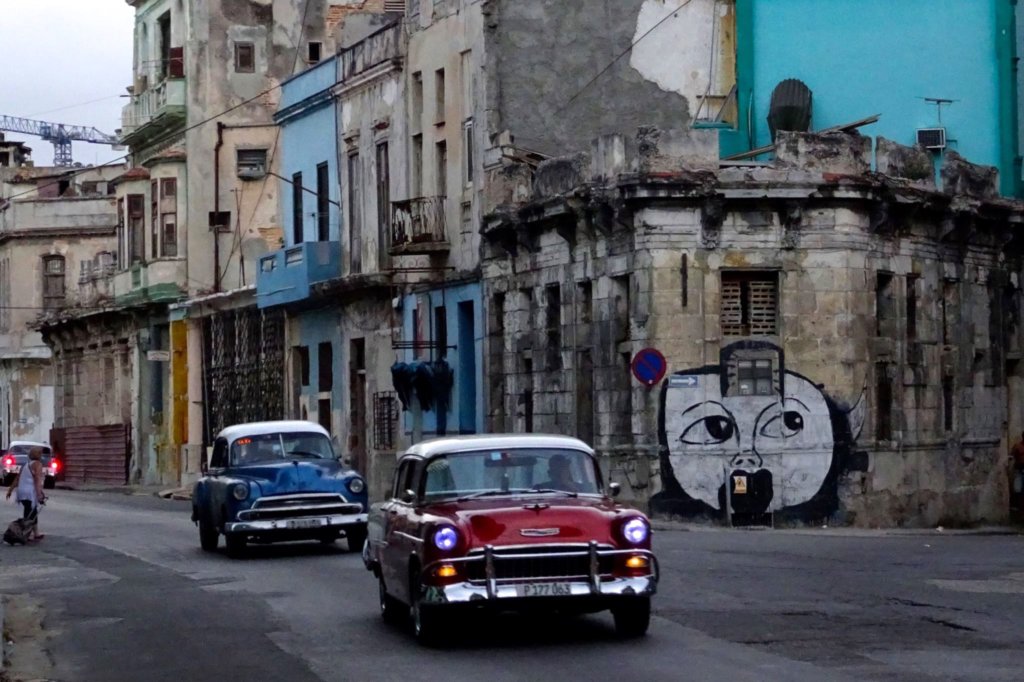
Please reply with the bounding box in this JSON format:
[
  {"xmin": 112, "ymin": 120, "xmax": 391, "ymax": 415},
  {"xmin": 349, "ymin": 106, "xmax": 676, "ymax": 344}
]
[
  {"xmin": 373, "ymin": 391, "xmax": 399, "ymax": 450},
  {"xmin": 721, "ymin": 272, "xmax": 778, "ymax": 336}
]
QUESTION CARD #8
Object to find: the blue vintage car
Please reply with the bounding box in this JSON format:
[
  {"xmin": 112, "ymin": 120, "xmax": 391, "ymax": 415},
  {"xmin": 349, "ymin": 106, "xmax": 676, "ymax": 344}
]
[{"xmin": 191, "ymin": 421, "xmax": 369, "ymax": 557}]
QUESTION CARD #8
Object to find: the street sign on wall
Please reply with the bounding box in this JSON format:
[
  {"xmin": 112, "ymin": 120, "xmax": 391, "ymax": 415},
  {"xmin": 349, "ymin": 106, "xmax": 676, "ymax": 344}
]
[{"xmin": 631, "ymin": 348, "xmax": 667, "ymax": 387}]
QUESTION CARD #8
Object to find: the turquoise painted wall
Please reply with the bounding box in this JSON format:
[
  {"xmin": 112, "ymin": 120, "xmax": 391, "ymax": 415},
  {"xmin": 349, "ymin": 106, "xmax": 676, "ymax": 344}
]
[{"xmin": 745, "ymin": 0, "xmax": 1017, "ymax": 194}]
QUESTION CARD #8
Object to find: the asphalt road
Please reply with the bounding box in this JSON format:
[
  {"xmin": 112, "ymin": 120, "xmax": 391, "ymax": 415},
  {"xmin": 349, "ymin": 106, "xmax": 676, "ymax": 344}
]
[{"xmin": 1, "ymin": 492, "xmax": 1023, "ymax": 682}]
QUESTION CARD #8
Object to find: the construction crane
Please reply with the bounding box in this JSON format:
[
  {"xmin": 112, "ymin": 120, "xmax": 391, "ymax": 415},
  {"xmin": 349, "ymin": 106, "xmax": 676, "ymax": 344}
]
[{"xmin": 0, "ymin": 115, "xmax": 121, "ymax": 167}]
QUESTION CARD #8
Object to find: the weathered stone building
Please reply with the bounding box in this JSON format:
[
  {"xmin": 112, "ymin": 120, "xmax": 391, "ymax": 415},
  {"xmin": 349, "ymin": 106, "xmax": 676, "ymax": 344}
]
[
  {"xmin": 483, "ymin": 129, "xmax": 1024, "ymax": 527},
  {"xmin": 0, "ymin": 164, "xmax": 121, "ymax": 451}
]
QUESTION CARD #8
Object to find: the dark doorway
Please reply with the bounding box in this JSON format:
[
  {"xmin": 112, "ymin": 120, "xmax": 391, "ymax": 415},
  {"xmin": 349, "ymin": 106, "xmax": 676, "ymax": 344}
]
[
  {"xmin": 349, "ymin": 339, "xmax": 367, "ymax": 473},
  {"xmin": 457, "ymin": 301, "xmax": 477, "ymax": 433}
]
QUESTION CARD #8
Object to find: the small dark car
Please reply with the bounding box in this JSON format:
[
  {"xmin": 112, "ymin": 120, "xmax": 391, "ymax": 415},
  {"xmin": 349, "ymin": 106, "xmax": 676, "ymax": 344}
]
[
  {"xmin": 2, "ymin": 441, "xmax": 59, "ymax": 489},
  {"xmin": 191, "ymin": 421, "xmax": 369, "ymax": 558}
]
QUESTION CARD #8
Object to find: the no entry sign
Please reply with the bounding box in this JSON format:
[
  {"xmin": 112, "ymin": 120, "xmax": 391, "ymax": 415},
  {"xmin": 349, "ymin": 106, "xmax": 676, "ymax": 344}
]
[{"xmin": 631, "ymin": 348, "xmax": 667, "ymax": 387}]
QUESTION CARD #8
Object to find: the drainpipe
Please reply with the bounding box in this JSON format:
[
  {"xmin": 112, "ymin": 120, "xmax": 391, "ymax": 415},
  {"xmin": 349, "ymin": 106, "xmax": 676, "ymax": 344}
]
[
  {"xmin": 213, "ymin": 122, "xmax": 224, "ymax": 292},
  {"xmin": 997, "ymin": 0, "xmax": 1021, "ymax": 197}
]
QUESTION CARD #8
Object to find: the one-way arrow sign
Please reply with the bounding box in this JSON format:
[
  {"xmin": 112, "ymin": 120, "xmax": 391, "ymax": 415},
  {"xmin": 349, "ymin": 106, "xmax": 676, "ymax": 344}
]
[{"xmin": 669, "ymin": 375, "xmax": 699, "ymax": 387}]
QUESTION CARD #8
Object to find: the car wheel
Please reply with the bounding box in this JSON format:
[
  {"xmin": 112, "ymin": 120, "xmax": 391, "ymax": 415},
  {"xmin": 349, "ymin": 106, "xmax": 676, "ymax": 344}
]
[
  {"xmin": 198, "ymin": 515, "xmax": 219, "ymax": 552},
  {"xmin": 379, "ymin": 576, "xmax": 404, "ymax": 625},
  {"xmin": 346, "ymin": 527, "xmax": 367, "ymax": 554},
  {"xmin": 225, "ymin": 534, "xmax": 247, "ymax": 559},
  {"xmin": 1, "ymin": 474, "xmax": 10, "ymax": 487},
  {"xmin": 612, "ymin": 597, "xmax": 651, "ymax": 638},
  {"xmin": 410, "ymin": 572, "xmax": 447, "ymax": 647},
  {"xmin": 43, "ymin": 477, "xmax": 55, "ymax": 490}
]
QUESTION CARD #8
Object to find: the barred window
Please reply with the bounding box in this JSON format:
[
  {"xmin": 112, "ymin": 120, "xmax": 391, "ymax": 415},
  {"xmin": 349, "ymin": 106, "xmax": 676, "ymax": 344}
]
[{"xmin": 721, "ymin": 271, "xmax": 778, "ymax": 336}]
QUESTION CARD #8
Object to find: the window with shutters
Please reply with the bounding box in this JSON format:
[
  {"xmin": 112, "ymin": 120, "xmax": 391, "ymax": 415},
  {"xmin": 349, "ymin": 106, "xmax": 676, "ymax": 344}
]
[
  {"xmin": 720, "ymin": 271, "xmax": 779, "ymax": 336},
  {"xmin": 42, "ymin": 255, "xmax": 66, "ymax": 310},
  {"xmin": 235, "ymin": 42, "xmax": 255, "ymax": 73},
  {"xmin": 127, "ymin": 194, "xmax": 145, "ymax": 265}
]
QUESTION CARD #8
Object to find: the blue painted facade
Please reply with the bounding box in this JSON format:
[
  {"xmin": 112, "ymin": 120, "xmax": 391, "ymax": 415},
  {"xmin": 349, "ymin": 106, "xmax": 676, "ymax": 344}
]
[
  {"xmin": 293, "ymin": 309, "xmax": 343, "ymax": 430},
  {"xmin": 258, "ymin": 56, "xmax": 342, "ymax": 309},
  {"xmin": 400, "ymin": 283, "xmax": 484, "ymax": 436},
  {"xmin": 728, "ymin": 0, "xmax": 1020, "ymax": 196}
]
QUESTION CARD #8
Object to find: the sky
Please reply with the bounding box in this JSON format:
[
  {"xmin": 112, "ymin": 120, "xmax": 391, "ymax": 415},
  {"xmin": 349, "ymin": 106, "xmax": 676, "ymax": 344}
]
[{"xmin": 0, "ymin": 1, "xmax": 135, "ymax": 167}]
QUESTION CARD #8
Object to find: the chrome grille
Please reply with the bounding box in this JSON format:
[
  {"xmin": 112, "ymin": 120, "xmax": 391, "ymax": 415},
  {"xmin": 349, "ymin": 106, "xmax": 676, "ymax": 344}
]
[
  {"xmin": 465, "ymin": 544, "xmax": 615, "ymax": 583},
  {"xmin": 237, "ymin": 493, "xmax": 361, "ymax": 521}
]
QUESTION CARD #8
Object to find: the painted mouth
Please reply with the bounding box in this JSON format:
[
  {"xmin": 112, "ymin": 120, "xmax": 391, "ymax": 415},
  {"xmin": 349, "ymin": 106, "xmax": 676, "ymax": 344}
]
[{"xmin": 722, "ymin": 468, "xmax": 774, "ymax": 515}]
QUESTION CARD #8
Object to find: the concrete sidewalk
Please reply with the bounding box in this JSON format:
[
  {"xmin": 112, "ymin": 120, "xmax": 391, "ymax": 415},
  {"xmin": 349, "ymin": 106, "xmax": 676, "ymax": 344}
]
[
  {"xmin": 54, "ymin": 482, "xmax": 191, "ymax": 501},
  {"xmin": 652, "ymin": 518, "xmax": 1023, "ymax": 536}
]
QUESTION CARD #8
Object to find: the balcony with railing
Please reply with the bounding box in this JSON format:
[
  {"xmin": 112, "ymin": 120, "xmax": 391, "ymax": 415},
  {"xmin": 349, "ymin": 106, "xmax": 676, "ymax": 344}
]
[
  {"xmin": 256, "ymin": 240, "xmax": 342, "ymax": 309},
  {"xmin": 120, "ymin": 69, "xmax": 186, "ymax": 146},
  {"xmin": 390, "ymin": 196, "xmax": 450, "ymax": 255}
]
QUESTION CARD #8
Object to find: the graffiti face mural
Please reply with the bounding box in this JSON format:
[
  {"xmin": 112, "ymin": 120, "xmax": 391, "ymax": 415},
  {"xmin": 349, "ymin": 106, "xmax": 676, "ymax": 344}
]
[{"xmin": 654, "ymin": 341, "xmax": 863, "ymax": 520}]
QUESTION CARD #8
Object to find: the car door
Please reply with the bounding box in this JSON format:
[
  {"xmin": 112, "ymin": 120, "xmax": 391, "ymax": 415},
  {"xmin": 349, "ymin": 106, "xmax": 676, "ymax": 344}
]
[
  {"xmin": 382, "ymin": 459, "xmax": 418, "ymax": 601},
  {"xmin": 205, "ymin": 438, "xmax": 230, "ymax": 528}
]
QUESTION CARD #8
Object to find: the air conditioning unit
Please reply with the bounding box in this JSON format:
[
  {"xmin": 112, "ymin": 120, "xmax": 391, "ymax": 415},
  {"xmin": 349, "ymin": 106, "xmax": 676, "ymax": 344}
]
[
  {"xmin": 237, "ymin": 167, "xmax": 266, "ymax": 180},
  {"xmin": 383, "ymin": 0, "xmax": 406, "ymax": 13},
  {"xmin": 916, "ymin": 127, "xmax": 947, "ymax": 150}
]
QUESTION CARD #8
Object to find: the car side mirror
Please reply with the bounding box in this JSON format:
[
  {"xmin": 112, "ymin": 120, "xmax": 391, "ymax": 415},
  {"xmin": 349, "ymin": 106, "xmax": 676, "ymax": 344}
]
[
  {"xmin": 401, "ymin": 489, "xmax": 416, "ymax": 504},
  {"xmin": 609, "ymin": 482, "xmax": 622, "ymax": 498}
]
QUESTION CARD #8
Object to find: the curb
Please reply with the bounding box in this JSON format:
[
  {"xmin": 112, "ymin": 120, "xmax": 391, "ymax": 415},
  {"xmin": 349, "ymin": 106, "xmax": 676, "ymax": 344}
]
[
  {"xmin": 1, "ymin": 596, "xmax": 6, "ymax": 667},
  {"xmin": 650, "ymin": 521, "xmax": 1023, "ymax": 536}
]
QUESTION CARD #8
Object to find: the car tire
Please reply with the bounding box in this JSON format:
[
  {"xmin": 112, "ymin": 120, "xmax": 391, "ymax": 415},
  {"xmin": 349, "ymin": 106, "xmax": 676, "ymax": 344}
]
[
  {"xmin": 1, "ymin": 474, "xmax": 11, "ymax": 487},
  {"xmin": 379, "ymin": 576, "xmax": 404, "ymax": 625},
  {"xmin": 612, "ymin": 597, "xmax": 651, "ymax": 638},
  {"xmin": 410, "ymin": 571, "xmax": 447, "ymax": 647},
  {"xmin": 199, "ymin": 515, "xmax": 219, "ymax": 552},
  {"xmin": 346, "ymin": 527, "xmax": 367, "ymax": 554},
  {"xmin": 225, "ymin": 533, "xmax": 247, "ymax": 559},
  {"xmin": 44, "ymin": 477, "xmax": 55, "ymax": 490}
]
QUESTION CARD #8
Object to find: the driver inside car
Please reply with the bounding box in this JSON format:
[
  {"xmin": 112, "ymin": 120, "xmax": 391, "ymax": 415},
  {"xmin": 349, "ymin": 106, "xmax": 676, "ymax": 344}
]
[{"xmin": 534, "ymin": 454, "xmax": 578, "ymax": 492}]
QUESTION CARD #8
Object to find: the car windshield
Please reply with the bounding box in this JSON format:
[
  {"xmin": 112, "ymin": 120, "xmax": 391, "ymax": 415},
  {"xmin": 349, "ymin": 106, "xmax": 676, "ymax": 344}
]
[
  {"xmin": 8, "ymin": 445, "xmax": 52, "ymax": 462},
  {"xmin": 422, "ymin": 448, "xmax": 601, "ymax": 501},
  {"xmin": 230, "ymin": 432, "xmax": 334, "ymax": 466}
]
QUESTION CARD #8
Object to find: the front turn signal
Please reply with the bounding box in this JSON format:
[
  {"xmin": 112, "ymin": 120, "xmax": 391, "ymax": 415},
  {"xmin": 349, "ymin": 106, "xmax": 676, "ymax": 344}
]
[
  {"xmin": 435, "ymin": 564, "xmax": 458, "ymax": 579},
  {"xmin": 625, "ymin": 555, "xmax": 650, "ymax": 570}
]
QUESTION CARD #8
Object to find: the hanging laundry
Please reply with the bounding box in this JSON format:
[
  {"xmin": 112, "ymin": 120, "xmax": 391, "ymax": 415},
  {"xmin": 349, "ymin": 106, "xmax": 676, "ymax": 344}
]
[{"xmin": 390, "ymin": 362, "xmax": 416, "ymax": 410}]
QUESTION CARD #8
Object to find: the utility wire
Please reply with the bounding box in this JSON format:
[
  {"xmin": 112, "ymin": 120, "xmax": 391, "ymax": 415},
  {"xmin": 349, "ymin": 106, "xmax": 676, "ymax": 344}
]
[
  {"xmin": 22, "ymin": 95, "xmax": 124, "ymax": 119},
  {"xmin": 554, "ymin": 0, "xmax": 693, "ymax": 117}
]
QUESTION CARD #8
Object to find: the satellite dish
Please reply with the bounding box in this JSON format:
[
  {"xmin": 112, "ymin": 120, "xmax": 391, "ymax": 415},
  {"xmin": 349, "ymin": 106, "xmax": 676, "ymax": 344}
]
[{"xmin": 767, "ymin": 79, "xmax": 813, "ymax": 142}]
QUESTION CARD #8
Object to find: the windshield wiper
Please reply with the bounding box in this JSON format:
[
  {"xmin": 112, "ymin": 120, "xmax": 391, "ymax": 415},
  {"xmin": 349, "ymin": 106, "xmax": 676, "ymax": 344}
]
[
  {"xmin": 456, "ymin": 488, "xmax": 531, "ymax": 502},
  {"xmin": 286, "ymin": 450, "xmax": 326, "ymax": 459},
  {"xmin": 528, "ymin": 488, "xmax": 579, "ymax": 498}
]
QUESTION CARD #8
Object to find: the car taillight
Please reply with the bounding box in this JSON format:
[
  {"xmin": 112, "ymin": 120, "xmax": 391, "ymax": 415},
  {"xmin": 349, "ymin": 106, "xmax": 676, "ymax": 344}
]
[
  {"xmin": 2, "ymin": 456, "xmax": 12, "ymax": 467},
  {"xmin": 50, "ymin": 460, "xmax": 60, "ymax": 473}
]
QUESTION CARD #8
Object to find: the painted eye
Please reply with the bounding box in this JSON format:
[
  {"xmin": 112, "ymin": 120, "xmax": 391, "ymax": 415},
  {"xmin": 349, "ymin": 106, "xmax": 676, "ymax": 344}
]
[
  {"xmin": 680, "ymin": 416, "xmax": 736, "ymax": 445},
  {"xmin": 760, "ymin": 410, "xmax": 805, "ymax": 439}
]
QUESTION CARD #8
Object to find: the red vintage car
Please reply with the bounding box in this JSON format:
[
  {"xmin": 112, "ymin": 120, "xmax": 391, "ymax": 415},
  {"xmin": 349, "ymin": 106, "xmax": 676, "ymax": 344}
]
[{"xmin": 363, "ymin": 435, "xmax": 658, "ymax": 645}]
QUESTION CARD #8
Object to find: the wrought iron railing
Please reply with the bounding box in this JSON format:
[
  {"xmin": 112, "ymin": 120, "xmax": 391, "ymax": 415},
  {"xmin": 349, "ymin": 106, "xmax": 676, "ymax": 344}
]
[{"xmin": 390, "ymin": 196, "xmax": 447, "ymax": 249}]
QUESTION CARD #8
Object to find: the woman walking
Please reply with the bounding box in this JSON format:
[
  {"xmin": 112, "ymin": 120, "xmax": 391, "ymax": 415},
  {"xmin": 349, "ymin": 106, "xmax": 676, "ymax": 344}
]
[{"xmin": 5, "ymin": 446, "xmax": 46, "ymax": 541}]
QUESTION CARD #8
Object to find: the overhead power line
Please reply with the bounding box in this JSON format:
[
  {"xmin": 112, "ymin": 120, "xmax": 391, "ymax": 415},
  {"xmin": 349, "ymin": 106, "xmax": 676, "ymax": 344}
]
[{"xmin": 555, "ymin": 0, "xmax": 694, "ymax": 116}]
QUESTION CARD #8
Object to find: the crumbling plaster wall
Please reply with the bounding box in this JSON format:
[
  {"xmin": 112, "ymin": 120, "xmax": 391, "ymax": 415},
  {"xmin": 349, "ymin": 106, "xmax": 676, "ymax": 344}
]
[
  {"xmin": 484, "ymin": 0, "xmax": 729, "ymax": 157},
  {"xmin": 186, "ymin": 0, "xmax": 334, "ymax": 296}
]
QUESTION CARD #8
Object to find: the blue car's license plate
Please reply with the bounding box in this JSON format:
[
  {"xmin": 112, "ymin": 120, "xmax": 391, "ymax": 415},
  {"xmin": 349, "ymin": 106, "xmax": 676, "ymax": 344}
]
[
  {"xmin": 516, "ymin": 582, "xmax": 572, "ymax": 597},
  {"xmin": 285, "ymin": 518, "xmax": 326, "ymax": 530}
]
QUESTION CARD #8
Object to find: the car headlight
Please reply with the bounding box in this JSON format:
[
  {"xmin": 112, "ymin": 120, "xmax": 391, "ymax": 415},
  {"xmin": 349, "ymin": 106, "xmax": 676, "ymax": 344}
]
[
  {"xmin": 622, "ymin": 517, "xmax": 649, "ymax": 545},
  {"xmin": 347, "ymin": 477, "xmax": 365, "ymax": 494},
  {"xmin": 433, "ymin": 526, "xmax": 458, "ymax": 551},
  {"xmin": 232, "ymin": 483, "xmax": 249, "ymax": 501}
]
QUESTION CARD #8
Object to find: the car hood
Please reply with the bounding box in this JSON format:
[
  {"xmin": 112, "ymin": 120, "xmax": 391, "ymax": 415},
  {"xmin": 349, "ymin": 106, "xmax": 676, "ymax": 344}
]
[
  {"xmin": 431, "ymin": 496, "xmax": 633, "ymax": 548},
  {"xmin": 234, "ymin": 459, "xmax": 355, "ymax": 495}
]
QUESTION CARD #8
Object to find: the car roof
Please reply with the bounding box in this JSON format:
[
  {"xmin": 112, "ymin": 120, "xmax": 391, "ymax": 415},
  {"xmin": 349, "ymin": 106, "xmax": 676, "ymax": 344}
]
[
  {"xmin": 216, "ymin": 420, "xmax": 330, "ymax": 444},
  {"xmin": 8, "ymin": 441, "xmax": 51, "ymax": 449},
  {"xmin": 400, "ymin": 434, "xmax": 595, "ymax": 460}
]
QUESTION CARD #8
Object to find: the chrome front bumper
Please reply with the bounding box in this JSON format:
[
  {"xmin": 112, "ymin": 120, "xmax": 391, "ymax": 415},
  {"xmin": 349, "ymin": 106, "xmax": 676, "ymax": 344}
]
[
  {"xmin": 420, "ymin": 543, "xmax": 658, "ymax": 605},
  {"xmin": 225, "ymin": 512, "xmax": 367, "ymax": 534}
]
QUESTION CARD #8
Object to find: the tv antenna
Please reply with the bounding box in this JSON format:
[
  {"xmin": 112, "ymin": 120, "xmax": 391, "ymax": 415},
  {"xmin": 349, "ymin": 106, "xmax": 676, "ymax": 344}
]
[{"xmin": 919, "ymin": 97, "xmax": 958, "ymax": 125}]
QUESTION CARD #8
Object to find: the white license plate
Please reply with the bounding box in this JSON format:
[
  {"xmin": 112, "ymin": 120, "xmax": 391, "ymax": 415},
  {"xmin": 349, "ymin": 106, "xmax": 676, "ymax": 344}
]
[
  {"xmin": 516, "ymin": 582, "xmax": 573, "ymax": 597},
  {"xmin": 285, "ymin": 518, "xmax": 326, "ymax": 530}
]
